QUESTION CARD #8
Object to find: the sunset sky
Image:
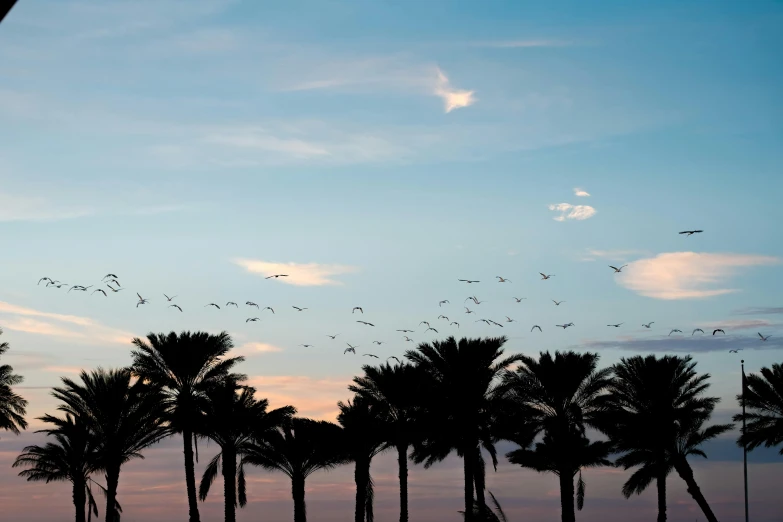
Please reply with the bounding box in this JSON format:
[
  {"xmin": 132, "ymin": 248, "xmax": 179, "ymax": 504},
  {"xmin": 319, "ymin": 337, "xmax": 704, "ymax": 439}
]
[{"xmin": 1, "ymin": 0, "xmax": 782, "ymax": 520}]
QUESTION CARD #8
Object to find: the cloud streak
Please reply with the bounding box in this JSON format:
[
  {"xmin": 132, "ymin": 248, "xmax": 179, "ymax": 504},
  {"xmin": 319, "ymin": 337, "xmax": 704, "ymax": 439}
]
[
  {"xmin": 573, "ymin": 187, "xmax": 590, "ymax": 197},
  {"xmin": 233, "ymin": 342, "xmax": 284, "ymax": 358},
  {"xmin": 616, "ymin": 252, "xmax": 781, "ymax": 300},
  {"xmin": 733, "ymin": 307, "xmax": 783, "ymax": 316},
  {"xmin": 469, "ymin": 39, "xmax": 573, "ymax": 49},
  {"xmin": 246, "ymin": 375, "xmax": 352, "ymax": 421},
  {"xmin": 548, "ymin": 203, "xmax": 597, "ymax": 221},
  {"xmin": 433, "ymin": 67, "xmax": 476, "ymax": 113},
  {"xmin": 582, "ymin": 333, "xmax": 782, "ymax": 353},
  {"xmin": 233, "ymin": 259, "xmax": 359, "ymax": 286}
]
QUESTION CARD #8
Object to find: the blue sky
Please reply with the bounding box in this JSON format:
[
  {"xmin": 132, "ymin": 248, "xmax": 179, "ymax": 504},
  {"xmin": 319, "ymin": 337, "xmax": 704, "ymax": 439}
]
[{"xmin": 1, "ymin": 0, "xmax": 782, "ymax": 520}]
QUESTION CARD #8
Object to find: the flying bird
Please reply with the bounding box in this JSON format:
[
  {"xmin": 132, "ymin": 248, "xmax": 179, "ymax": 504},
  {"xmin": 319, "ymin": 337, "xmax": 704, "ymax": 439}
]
[
  {"xmin": 106, "ymin": 284, "xmax": 122, "ymax": 292},
  {"xmin": 552, "ymin": 300, "xmax": 565, "ymax": 306},
  {"xmin": 246, "ymin": 301, "xmax": 259, "ymax": 308},
  {"xmin": 106, "ymin": 279, "xmax": 121, "ymax": 287},
  {"xmin": 327, "ymin": 334, "xmax": 340, "ymax": 339},
  {"xmin": 540, "ymin": 273, "xmax": 554, "ymax": 280},
  {"xmin": 496, "ymin": 276, "xmax": 511, "ymax": 282},
  {"xmin": 438, "ymin": 315, "xmax": 449, "ymax": 321},
  {"xmin": 477, "ymin": 319, "xmax": 491, "ymax": 325},
  {"xmin": 387, "ymin": 356, "xmax": 401, "ymax": 364},
  {"xmin": 692, "ymin": 328, "xmax": 704, "ymax": 335},
  {"xmin": 419, "ymin": 321, "xmax": 431, "ymax": 328},
  {"xmin": 513, "ymin": 297, "xmax": 526, "ymax": 303},
  {"xmin": 488, "ymin": 320, "xmax": 504, "ymax": 327},
  {"xmin": 92, "ymin": 289, "xmax": 107, "ymax": 297},
  {"xmin": 102, "ymin": 274, "xmax": 118, "ymax": 280},
  {"xmin": 292, "ymin": 306, "xmax": 308, "ymax": 312},
  {"xmin": 679, "ymin": 230, "xmax": 703, "ymax": 236},
  {"xmin": 363, "ymin": 354, "xmax": 379, "ymax": 358},
  {"xmin": 164, "ymin": 294, "xmax": 177, "ymax": 301},
  {"xmin": 170, "ymin": 304, "xmax": 183, "ymax": 312},
  {"xmin": 344, "ymin": 345, "xmax": 357, "ymax": 354},
  {"xmin": 556, "ymin": 324, "xmax": 572, "ymax": 329},
  {"xmin": 464, "ymin": 307, "xmax": 475, "ymax": 314},
  {"xmin": 300, "ymin": 344, "xmax": 313, "ymax": 348},
  {"xmin": 505, "ymin": 317, "xmax": 515, "ymax": 323},
  {"xmin": 265, "ymin": 274, "xmax": 289, "ymax": 279},
  {"xmin": 713, "ymin": 329, "xmax": 725, "ymax": 335},
  {"xmin": 459, "ymin": 279, "xmax": 480, "ymax": 284},
  {"xmin": 38, "ymin": 277, "xmax": 51, "ymax": 285},
  {"xmin": 205, "ymin": 303, "xmax": 220, "ymax": 309},
  {"xmin": 246, "ymin": 317, "xmax": 260, "ymax": 322},
  {"xmin": 396, "ymin": 329, "xmax": 414, "ymax": 333},
  {"xmin": 531, "ymin": 325, "xmax": 542, "ymax": 332},
  {"xmin": 357, "ymin": 321, "xmax": 375, "ymax": 327},
  {"xmin": 136, "ymin": 293, "xmax": 149, "ymax": 307},
  {"xmin": 465, "ymin": 296, "xmax": 482, "ymax": 305},
  {"xmin": 607, "ymin": 323, "xmax": 623, "ymax": 328},
  {"xmin": 450, "ymin": 321, "xmax": 460, "ymax": 328},
  {"xmin": 226, "ymin": 302, "xmax": 238, "ymax": 307},
  {"xmin": 439, "ymin": 300, "xmax": 450, "ymax": 307},
  {"xmin": 642, "ymin": 322, "xmax": 654, "ymax": 328},
  {"xmin": 425, "ymin": 327, "xmax": 439, "ymax": 333},
  {"xmin": 609, "ymin": 265, "xmax": 628, "ymax": 273},
  {"xmin": 262, "ymin": 307, "xmax": 275, "ymax": 314},
  {"xmin": 373, "ymin": 341, "xmax": 384, "ymax": 345},
  {"xmin": 729, "ymin": 349, "xmax": 743, "ymax": 353},
  {"xmin": 669, "ymin": 329, "xmax": 682, "ymax": 336},
  {"xmin": 403, "ymin": 336, "xmax": 414, "ymax": 342},
  {"xmin": 758, "ymin": 333, "xmax": 771, "ymax": 341},
  {"xmin": 352, "ymin": 307, "xmax": 363, "ymax": 314}
]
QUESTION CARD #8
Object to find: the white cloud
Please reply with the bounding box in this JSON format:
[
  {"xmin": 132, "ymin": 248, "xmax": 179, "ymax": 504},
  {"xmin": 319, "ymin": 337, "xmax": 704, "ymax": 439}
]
[
  {"xmin": 548, "ymin": 202, "xmax": 597, "ymax": 222},
  {"xmin": 203, "ymin": 128, "xmax": 331, "ymax": 157},
  {"xmin": 433, "ymin": 67, "xmax": 476, "ymax": 113},
  {"xmin": 233, "ymin": 342, "xmax": 284, "ymax": 358},
  {"xmin": 232, "ymin": 259, "xmax": 359, "ymax": 286},
  {"xmin": 574, "ymin": 187, "xmax": 590, "ymax": 197},
  {"xmin": 616, "ymin": 252, "xmax": 781, "ymax": 300},
  {"xmin": 246, "ymin": 375, "xmax": 352, "ymax": 421},
  {"xmin": 0, "ymin": 193, "xmax": 92, "ymax": 222}
]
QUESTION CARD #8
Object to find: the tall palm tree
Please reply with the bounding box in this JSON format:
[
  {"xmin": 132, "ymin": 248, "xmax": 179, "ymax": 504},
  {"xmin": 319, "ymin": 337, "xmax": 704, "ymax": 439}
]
[
  {"xmin": 13, "ymin": 413, "xmax": 103, "ymax": 522},
  {"xmin": 197, "ymin": 380, "xmax": 295, "ymax": 522},
  {"xmin": 0, "ymin": 328, "xmax": 28, "ymax": 436},
  {"xmin": 52, "ymin": 367, "xmax": 168, "ymax": 522},
  {"xmin": 599, "ymin": 354, "xmax": 732, "ymax": 522},
  {"xmin": 241, "ymin": 417, "xmax": 349, "ymax": 522},
  {"xmin": 734, "ymin": 362, "xmax": 783, "ymax": 454},
  {"xmin": 338, "ymin": 395, "xmax": 388, "ymax": 522},
  {"xmin": 405, "ymin": 336, "xmax": 521, "ymax": 522},
  {"xmin": 349, "ymin": 361, "xmax": 424, "ymax": 522},
  {"xmin": 500, "ymin": 351, "xmax": 613, "ymax": 522},
  {"xmin": 130, "ymin": 330, "xmax": 246, "ymax": 522}
]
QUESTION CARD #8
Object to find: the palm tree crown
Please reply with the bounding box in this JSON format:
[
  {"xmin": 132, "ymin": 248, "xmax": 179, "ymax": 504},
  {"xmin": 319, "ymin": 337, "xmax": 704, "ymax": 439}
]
[
  {"xmin": 0, "ymin": 328, "xmax": 28, "ymax": 436},
  {"xmin": 734, "ymin": 363, "xmax": 783, "ymax": 454}
]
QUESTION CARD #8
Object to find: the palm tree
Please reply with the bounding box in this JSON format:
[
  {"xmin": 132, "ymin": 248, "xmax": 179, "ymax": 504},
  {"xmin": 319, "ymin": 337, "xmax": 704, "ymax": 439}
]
[
  {"xmin": 349, "ymin": 361, "xmax": 424, "ymax": 522},
  {"xmin": 13, "ymin": 413, "xmax": 104, "ymax": 522},
  {"xmin": 734, "ymin": 362, "xmax": 783, "ymax": 454},
  {"xmin": 459, "ymin": 491, "xmax": 508, "ymax": 522},
  {"xmin": 405, "ymin": 336, "xmax": 521, "ymax": 522},
  {"xmin": 197, "ymin": 380, "xmax": 295, "ymax": 522},
  {"xmin": 500, "ymin": 351, "xmax": 613, "ymax": 522},
  {"xmin": 599, "ymin": 354, "xmax": 731, "ymax": 522},
  {"xmin": 52, "ymin": 367, "xmax": 168, "ymax": 522},
  {"xmin": 0, "ymin": 327, "xmax": 28, "ymax": 436},
  {"xmin": 338, "ymin": 395, "xmax": 388, "ymax": 522},
  {"xmin": 130, "ymin": 330, "xmax": 246, "ymax": 522},
  {"xmin": 241, "ymin": 417, "xmax": 348, "ymax": 522}
]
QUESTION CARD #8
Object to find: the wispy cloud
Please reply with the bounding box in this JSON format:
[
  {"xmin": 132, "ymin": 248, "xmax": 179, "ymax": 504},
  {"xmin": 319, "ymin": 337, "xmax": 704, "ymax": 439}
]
[
  {"xmin": 696, "ymin": 319, "xmax": 776, "ymax": 332},
  {"xmin": 581, "ymin": 249, "xmax": 645, "ymax": 262},
  {"xmin": 616, "ymin": 252, "xmax": 781, "ymax": 300},
  {"xmin": 0, "ymin": 192, "xmax": 92, "ymax": 222},
  {"xmin": 733, "ymin": 307, "xmax": 783, "ymax": 316},
  {"xmin": 582, "ymin": 333, "xmax": 782, "ymax": 353},
  {"xmin": 433, "ymin": 67, "xmax": 476, "ymax": 113},
  {"xmin": 233, "ymin": 342, "xmax": 284, "ymax": 358},
  {"xmin": 469, "ymin": 39, "xmax": 572, "ymax": 49},
  {"xmin": 246, "ymin": 375, "xmax": 352, "ymax": 421},
  {"xmin": 0, "ymin": 301, "xmax": 134, "ymax": 345},
  {"xmin": 233, "ymin": 259, "xmax": 359, "ymax": 286},
  {"xmin": 573, "ymin": 187, "xmax": 590, "ymax": 197},
  {"xmin": 548, "ymin": 202, "xmax": 597, "ymax": 222}
]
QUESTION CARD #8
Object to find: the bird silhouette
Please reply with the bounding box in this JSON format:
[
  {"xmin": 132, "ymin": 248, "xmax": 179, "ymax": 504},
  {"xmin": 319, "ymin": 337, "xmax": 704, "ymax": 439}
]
[
  {"xmin": 679, "ymin": 230, "xmax": 703, "ymax": 236},
  {"xmin": 300, "ymin": 344, "xmax": 313, "ymax": 348},
  {"xmin": 246, "ymin": 301, "xmax": 259, "ymax": 308},
  {"xmin": 553, "ymin": 300, "xmax": 565, "ymax": 306},
  {"xmin": 425, "ymin": 327, "xmax": 438, "ymax": 333},
  {"xmin": 170, "ymin": 304, "xmax": 183, "ymax": 312},
  {"xmin": 352, "ymin": 307, "xmax": 363, "ymax": 314},
  {"xmin": 692, "ymin": 328, "xmax": 704, "ymax": 335},
  {"xmin": 92, "ymin": 289, "xmax": 107, "ymax": 297},
  {"xmin": 265, "ymin": 274, "xmax": 288, "ymax": 279},
  {"xmin": 363, "ymin": 353, "xmax": 379, "ymax": 358},
  {"xmin": 540, "ymin": 273, "xmax": 554, "ymax": 280},
  {"xmin": 729, "ymin": 349, "xmax": 742, "ymax": 353},
  {"xmin": 397, "ymin": 329, "xmax": 414, "ymax": 333},
  {"xmin": 292, "ymin": 306, "xmax": 308, "ymax": 312},
  {"xmin": 37, "ymin": 277, "xmax": 51, "ymax": 285},
  {"xmin": 327, "ymin": 334, "xmax": 340, "ymax": 339},
  {"xmin": 438, "ymin": 315, "xmax": 449, "ymax": 321},
  {"xmin": 758, "ymin": 333, "xmax": 771, "ymax": 341},
  {"xmin": 458, "ymin": 279, "xmax": 480, "ymax": 283},
  {"xmin": 609, "ymin": 265, "xmax": 628, "ymax": 273},
  {"xmin": 713, "ymin": 329, "xmax": 725, "ymax": 335},
  {"xmin": 136, "ymin": 293, "xmax": 149, "ymax": 307},
  {"xmin": 607, "ymin": 323, "xmax": 623, "ymax": 328},
  {"xmin": 373, "ymin": 341, "xmax": 384, "ymax": 345},
  {"xmin": 344, "ymin": 344, "xmax": 357, "ymax": 354},
  {"xmin": 164, "ymin": 294, "xmax": 177, "ymax": 301},
  {"xmin": 513, "ymin": 297, "xmax": 526, "ymax": 302},
  {"xmin": 357, "ymin": 321, "xmax": 375, "ymax": 327},
  {"xmin": 505, "ymin": 316, "xmax": 515, "ymax": 323},
  {"xmin": 531, "ymin": 325, "xmax": 542, "ymax": 332},
  {"xmin": 450, "ymin": 321, "xmax": 460, "ymax": 328},
  {"xmin": 387, "ymin": 356, "xmax": 401, "ymax": 364},
  {"xmin": 464, "ymin": 307, "xmax": 475, "ymax": 314},
  {"xmin": 419, "ymin": 321, "xmax": 431, "ymax": 328},
  {"xmin": 262, "ymin": 307, "xmax": 275, "ymax": 314},
  {"xmin": 246, "ymin": 317, "xmax": 260, "ymax": 322},
  {"xmin": 403, "ymin": 336, "xmax": 414, "ymax": 342},
  {"xmin": 642, "ymin": 322, "xmax": 654, "ymax": 328},
  {"xmin": 496, "ymin": 276, "xmax": 511, "ymax": 282},
  {"xmin": 205, "ymin": 303, "xmax": 220, "ymax": 309},
  {"xmin": 102, "ymin": 273, "xmax": 118, "ymax": 280},
  {"xmin": 669, "ymin": 329, "xmax": 682, "ymax": 336},
  {"xmin": 226, "ymin": 302, "xmax": 238, "ymax": 307},
  {"xmin": 439, "ymin": 300, "xmax": 450, "ymax": 306}
]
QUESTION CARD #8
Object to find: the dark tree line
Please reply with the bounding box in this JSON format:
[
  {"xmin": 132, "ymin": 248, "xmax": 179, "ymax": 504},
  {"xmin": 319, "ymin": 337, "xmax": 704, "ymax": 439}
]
[{"xmin": 1, "ymin": 328, "xmax": 781, "ymax": 522}]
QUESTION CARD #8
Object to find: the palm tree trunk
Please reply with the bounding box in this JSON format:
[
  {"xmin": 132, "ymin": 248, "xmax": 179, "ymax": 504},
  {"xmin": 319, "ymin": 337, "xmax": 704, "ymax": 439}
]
[
  {"xmin": 182, "ymin": 429, "xmax": 201, "ymax": 522},
  {"xmin": 558, "ymin": 471, "xmax": 576, "ymax": 522},
  {"xmin": 354, "ymin": 458, "xmax": 369, "ymax": 522},
  {"xmin": 672, "ymin": 457, "xmax": 718, "ymax": 522},
  {"xmin": 396, "ymin": 444, "xmax": 409, "ymax": 522},
  {"xmin": 104, "ymin": 466, "xmax": 120, "ymax": 522},
  {"xmin": 73, "ymin": 478, "xmax": 87, "ymax": 522},
  {"xmin": 292, "ymin": 472, "xmax": 307, "ymax": 522},
  {"xmin": 221, "ymin": 448, "xmax": 237, "ymax": 522},
  {"xmin": 474, "ymin": 448, "xmax": 486, "ymax": 510},
  {"xmin": 463, "ymin": 444, "xmax": 476, "ymax": 522},
  {"xmin": 656, "ymin": 471, "xmax": 667, "ymax": 522}
]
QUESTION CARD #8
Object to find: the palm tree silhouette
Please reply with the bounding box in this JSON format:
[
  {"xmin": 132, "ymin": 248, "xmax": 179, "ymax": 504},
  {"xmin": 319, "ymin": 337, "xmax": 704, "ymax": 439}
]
[
  {"xmin": 500, "ymin": 351, "xmax": 613, "ymax": 522},
  {"xmin": 349, "ymin": 361, "xmax": 425, "ymax": 522},
  {"xmin": 52, "ymin": 368, "xmax": 168, "ymax": 522},
  {"xmin": 406, "ymin": 336, "xmax": 521, "ymax": 521},
  {"xmin": 241, "ymin": 416, "xmax": 349, "ymax": 522},
  {"xmin": 338, "ymin": 395, "xmax": 388, "ymax": 522},
  {"xmin": 0, "ymin": 328, "xmax": 28, "ymax": 437},
  {"xmin": 130, "ymin": 330, "xmax": 246, "ymax": 522},
  {"xmin": 734, "ymin": 363, "xmax": 783, "ymax": 454},
  {"xmin": 197, "ymin": 380, "xmax": 295, "ymax": 522},
  {"xmin": 13, "ymin": 413, "xmax": 106, "ymax": 522},
  {"xmin": 599, "ymin": 354, "xmax": 731, "ymax": 522}
]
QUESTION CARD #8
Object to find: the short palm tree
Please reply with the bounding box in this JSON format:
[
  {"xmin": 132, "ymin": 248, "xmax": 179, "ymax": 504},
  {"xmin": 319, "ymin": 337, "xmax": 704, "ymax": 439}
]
[
  {"xmin": 734, "ymin": 362, "xmax": 783, "ymax": 454},
  {"xmin": 130, "ymin": 330, "xmax": 246, "ymax": 522},
  {"xmin": 599, "ymin": 354, "xmax": 732, "ymax": 522},
  {"xmin": 197, "ymin": 380, "xmax": 295, "ymax": 522},
  {"xmin": 0, "ymin": 328, "xmax": 28, "ymax": 436},
  {"xmin": 501, "ymin": 351, "xmax": 613, "ymax": 522},
  {"xmin": 405, "ymin": 336, "xmax": 521, "ymax": 522},
  {"xmin": 241, "ymin": 417, "xmax": 348, "ymax": 522},
  {"xmin": 349, "ymin": 361, "xmax": 424, "ymax": 522},
  {"xmin": 52, "ymin": 367, "xmax": 168, "ymax": 522},
  {"xmin": 338, "ymin": 395, "xmax": 388, "ymax": 522},
  {"xmin": 13, "ymin": 413, "xmax": 104, "ymax": 522}
]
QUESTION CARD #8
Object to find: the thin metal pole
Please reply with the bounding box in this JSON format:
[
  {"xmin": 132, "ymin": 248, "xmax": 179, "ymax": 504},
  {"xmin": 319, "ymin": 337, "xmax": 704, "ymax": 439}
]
[{"xmin": 742, "ymin": 360, "xmax": 749, "ymax": 522}]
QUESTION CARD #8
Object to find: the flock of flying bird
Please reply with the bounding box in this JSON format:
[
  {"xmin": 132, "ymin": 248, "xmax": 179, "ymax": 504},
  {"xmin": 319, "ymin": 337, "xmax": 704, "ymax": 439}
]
[{"xmin": 33, "ymin": 230, "xmax": 772, "ymax": 359}]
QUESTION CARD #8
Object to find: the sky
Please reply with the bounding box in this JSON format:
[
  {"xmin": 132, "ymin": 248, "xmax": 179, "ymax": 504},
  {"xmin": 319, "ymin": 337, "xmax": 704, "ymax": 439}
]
[{"xmin": 1, "ymin": 0, "xmax": 782, "ymax": 520}]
